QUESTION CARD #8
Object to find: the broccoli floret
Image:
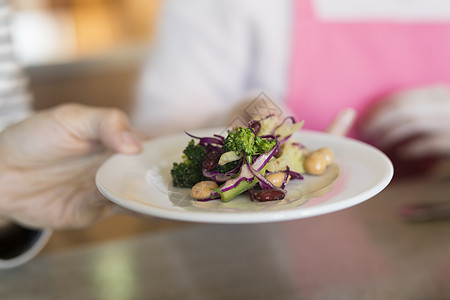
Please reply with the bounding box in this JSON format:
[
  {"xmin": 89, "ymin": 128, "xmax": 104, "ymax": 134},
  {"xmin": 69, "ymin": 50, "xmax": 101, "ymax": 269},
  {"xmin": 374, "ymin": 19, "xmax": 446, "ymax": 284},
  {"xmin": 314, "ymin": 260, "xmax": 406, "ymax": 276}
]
[
  {"xmin": 224, "ymin": 127, "xmax": 255, "ymax": 155},
  {"xmin": 224, "ymin": 127, "xmax": 276, "ymax": 156},
  {"xmin": 254, "ymin": 135, "xmax": 277, "ymax": 153},
  {"xmin": 171, "ymin": 140, "xmax": 208, "ymax": 187}
]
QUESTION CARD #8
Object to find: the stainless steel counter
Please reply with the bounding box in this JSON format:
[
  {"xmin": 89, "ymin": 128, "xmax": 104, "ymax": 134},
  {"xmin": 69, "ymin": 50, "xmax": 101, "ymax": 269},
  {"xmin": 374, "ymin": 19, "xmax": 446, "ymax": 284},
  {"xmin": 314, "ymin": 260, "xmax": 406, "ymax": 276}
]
[{"xmin": 2, "ymin": 176, "xmax": 450, "ymax": 300}]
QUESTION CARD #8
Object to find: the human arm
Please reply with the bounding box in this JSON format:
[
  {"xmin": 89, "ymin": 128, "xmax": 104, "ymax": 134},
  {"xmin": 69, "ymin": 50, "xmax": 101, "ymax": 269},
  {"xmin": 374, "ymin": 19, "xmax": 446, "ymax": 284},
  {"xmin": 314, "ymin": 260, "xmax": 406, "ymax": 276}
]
[
  {"xmin": 0, "ymin": 104, "xmax": 142, "ymax": 268},
  {"xmin": 0, "ymin": 1, "xmax": 46, "ymax": 268}
]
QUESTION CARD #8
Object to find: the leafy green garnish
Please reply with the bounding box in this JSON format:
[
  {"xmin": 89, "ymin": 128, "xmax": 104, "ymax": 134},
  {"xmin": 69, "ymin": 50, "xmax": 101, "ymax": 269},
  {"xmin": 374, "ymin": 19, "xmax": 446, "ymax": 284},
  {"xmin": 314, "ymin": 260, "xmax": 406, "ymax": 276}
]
[{"xmin": 171, "ymin": 140, "xmax": 208, "ymax": 187}]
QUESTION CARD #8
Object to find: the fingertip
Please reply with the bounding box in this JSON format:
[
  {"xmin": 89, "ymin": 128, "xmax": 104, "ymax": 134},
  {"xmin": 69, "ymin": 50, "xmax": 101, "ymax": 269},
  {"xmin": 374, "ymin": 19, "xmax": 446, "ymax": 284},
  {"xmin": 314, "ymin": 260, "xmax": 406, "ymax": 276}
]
[
  {"xmin": 119, "ymin": 131, "xmax": 143, "ymax": 154},
  {"xmin": 326, "ymin": 108, "xmax": 357, "ymax": 136},
  {"xmin": 99, "ymin": 108, "xmax": 143, "ymax": 154},
  {"xmin": 341, "ymin": 107, "xmax": 357, "ymax": 123}
]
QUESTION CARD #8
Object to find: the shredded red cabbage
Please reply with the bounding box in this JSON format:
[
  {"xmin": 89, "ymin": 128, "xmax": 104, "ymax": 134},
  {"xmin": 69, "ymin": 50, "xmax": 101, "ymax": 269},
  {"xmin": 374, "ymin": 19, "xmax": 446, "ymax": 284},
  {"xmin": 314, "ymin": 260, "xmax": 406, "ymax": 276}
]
[
  {"xmin": 181, "ymin": 116, "xmax": 307, "ymax": 202},
  {"xmin": 271, "ymin": 116, "xmax": 297, "ymax": 136},
  {"xmin": 202, "ymin": 166, "xmax": 240, "ymax": 183},
  {"xmin": 184, "ymin": 131, "xmax": 224, "ymax": 146},
  {"xmin": 245, "ymin": 155, "xmax": 287, "ymax": 194}
]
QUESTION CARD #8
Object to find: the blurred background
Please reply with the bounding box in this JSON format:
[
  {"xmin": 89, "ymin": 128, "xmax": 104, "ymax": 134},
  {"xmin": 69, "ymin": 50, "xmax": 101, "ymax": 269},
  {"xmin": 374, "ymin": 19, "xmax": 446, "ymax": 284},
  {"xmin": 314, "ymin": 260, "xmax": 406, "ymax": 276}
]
[
  {"xmin": 11, "ymin": 0, "xmax": 161, "ymax": 112},
  {"xmin": 9, "ymin": 0, "xmax": 180, "ymax": 253}
]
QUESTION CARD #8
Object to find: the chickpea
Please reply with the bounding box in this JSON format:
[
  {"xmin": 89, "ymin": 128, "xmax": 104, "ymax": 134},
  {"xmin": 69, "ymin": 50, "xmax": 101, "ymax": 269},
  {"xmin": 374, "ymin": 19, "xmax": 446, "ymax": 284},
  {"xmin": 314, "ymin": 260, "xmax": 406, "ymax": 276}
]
[
  {"xmin": 316, "ymin": 147, "xmax": 334, "ymax": 166},
  {"xmin": 304, "ymin": 151, "xmax": 327, "ymax": 175},
  {"xmin": 266, "ymin": 172, "xmax": 291, "ymax": 188},
  {"xmin": 190, "ymin": 181, "xmax": 218, "ymax": 200}
]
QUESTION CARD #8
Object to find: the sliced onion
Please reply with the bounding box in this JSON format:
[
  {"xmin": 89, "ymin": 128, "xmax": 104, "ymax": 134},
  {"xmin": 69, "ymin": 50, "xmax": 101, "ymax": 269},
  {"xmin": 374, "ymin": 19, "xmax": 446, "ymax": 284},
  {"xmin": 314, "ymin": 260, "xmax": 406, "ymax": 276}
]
[
  {"xmin": 251, "ymin": 141, "xmax": 279, "ymax": 172},
  {"xmin": 245, "ymin": 155, "xmax": 286, "ymax": 194},
  {"xmin": 194, "ymin": 127, "xmax": 282, "ymax": 200},
  {"xmin": 220, "ymin": 170, "xmax": 255, "ymax": 193}
]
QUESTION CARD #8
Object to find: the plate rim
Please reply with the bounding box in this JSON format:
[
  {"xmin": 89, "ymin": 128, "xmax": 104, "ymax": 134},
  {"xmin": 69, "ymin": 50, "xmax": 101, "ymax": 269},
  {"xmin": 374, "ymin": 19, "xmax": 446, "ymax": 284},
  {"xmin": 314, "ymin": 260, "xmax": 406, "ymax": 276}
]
[{"xmin": 96, "ymin": 129, "xmax": 393, "ymax": 224}]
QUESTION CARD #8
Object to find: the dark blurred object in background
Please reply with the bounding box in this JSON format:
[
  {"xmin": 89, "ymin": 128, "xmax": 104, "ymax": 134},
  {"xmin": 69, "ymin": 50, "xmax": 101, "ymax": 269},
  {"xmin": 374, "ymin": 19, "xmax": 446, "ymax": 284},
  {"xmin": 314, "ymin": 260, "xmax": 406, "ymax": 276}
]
[{"xmin": 376, "ymin": 134, "xmax": 442, "ymax": 179}]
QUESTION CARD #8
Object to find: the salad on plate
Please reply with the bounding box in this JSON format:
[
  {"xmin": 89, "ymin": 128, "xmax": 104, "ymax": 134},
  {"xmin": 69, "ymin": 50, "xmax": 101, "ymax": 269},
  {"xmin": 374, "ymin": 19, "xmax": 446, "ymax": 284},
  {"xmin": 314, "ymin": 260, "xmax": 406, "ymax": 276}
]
[{"xmin": 170, "ymin": 115, "xmax": 334, "ymax": 203}]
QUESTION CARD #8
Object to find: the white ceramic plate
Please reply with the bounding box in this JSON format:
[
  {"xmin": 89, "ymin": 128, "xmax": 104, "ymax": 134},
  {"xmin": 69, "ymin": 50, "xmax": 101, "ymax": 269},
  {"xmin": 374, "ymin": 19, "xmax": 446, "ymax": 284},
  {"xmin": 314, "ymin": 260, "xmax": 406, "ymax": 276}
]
[{"xmin": 96, "ymin": 129, "xmax": 393, "ymax": 224}]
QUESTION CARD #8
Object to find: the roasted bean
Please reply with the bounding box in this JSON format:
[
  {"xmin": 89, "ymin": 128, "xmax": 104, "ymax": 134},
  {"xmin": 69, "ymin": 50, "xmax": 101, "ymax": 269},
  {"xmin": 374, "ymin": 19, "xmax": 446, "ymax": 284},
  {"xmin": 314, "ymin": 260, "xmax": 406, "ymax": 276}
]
[
  {"xmin": 316, "ymin": 147, "xmax": 334, "ymax": 166},
  {"xmin": 202, "ymin": 149, "xmax": 222, "ymax": 171},
  {"xmin": 304, "ymin": 151, "xmax": 327, "ymax": 175},
  {"xmin": 191, "ymin": 181, "xmax": 218, "ymax": 199},
  {"xmin": 256, "ymin": 189, "xmax": 285, "ymax": 202},
  {"xmin": 266, "ymin": 172, "xmax": 290, "ymax": 188}
]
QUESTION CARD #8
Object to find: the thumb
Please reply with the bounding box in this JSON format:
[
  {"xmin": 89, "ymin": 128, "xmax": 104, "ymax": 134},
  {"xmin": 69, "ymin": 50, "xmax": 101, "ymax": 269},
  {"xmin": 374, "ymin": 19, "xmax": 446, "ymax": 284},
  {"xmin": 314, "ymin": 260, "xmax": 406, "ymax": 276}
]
[
  {"xmin": 91, "ymin": 107, "xmax": 143, "ymax": 154},
  {"xmin": 55, "ymin": 104, "xmax": 143, "ymax": 154}
]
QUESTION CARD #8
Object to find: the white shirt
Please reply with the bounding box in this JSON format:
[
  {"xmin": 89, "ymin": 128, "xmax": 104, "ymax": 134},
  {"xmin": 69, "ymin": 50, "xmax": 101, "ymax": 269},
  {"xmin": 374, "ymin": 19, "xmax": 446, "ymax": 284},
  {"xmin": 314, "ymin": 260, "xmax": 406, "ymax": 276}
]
[
  {"xmin": 132, "ymin": 0, "xmax": 450, "ymax": 136},
  {"xmin": 132, "ymin": 0, "xmax": 292, "ymax": 136}
]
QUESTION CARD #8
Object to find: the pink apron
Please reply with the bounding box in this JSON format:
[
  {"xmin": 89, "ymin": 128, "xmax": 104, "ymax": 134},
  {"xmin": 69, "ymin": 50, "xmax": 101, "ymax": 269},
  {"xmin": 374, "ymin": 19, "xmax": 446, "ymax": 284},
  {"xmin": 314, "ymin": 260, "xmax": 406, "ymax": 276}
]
[{"xmin": 287, "ymin": 0, "xmax": 450, "ymax": 137}]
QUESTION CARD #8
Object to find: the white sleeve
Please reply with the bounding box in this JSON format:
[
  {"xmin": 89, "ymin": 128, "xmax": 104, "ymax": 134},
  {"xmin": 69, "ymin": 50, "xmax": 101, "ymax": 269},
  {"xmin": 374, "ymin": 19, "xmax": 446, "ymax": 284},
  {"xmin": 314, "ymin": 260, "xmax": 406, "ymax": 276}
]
[{"xmin": 131, "ymin": 0, "xmax": 292, "ymax": 136}]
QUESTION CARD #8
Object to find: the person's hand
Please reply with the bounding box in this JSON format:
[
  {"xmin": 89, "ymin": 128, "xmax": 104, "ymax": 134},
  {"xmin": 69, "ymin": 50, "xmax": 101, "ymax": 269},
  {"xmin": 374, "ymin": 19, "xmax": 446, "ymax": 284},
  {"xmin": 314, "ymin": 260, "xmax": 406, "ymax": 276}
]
[
  {"xmin": 358, "ymin": 84, "xmax": 450, "ymax": 159},
  {"xmin": 0, "ymin": 103, "xmax": 142, "ymax": 229},
  {"xmin": 325, "ymin": 108, "xmax": 356, "ymax": 136}
]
